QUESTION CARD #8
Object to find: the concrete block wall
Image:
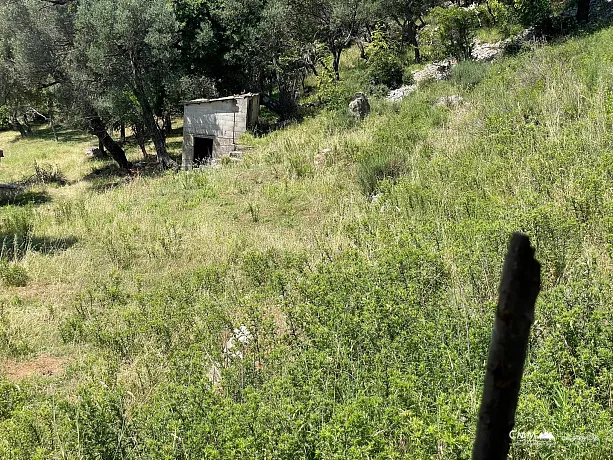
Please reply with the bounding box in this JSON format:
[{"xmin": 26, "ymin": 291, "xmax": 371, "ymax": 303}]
[{"xmin": 182, "ymin": 95, "xmax": 257, "ymax": 170}]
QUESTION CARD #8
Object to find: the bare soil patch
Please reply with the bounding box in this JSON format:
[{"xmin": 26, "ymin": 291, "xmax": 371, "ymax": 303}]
[{"xmin": 2, "ymin": 355, "xmax": 66, "ymax": 381}]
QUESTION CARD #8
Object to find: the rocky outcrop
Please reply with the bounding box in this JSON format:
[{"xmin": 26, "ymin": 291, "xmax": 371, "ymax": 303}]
[
  {"xmin": 386, "ymin": 85, "xmax": 417, "ymax": 103},
  {"xmin": 386, "ymin": 60, "xmax": 456, "ymax": 103},
  {"xmin": 472, "ymin": 28, "xmax": 538, "ymax": 62},
  {"xmin": 471, "ymin": 40, "xmax": 506, "ymax": 62},
  {"xmin": 412, "ymin": 59, "xmax": 456, "ymax": 83},
  {"xmin": 386, "ymin": 29, "xmax": 540, "ymax": 102}
]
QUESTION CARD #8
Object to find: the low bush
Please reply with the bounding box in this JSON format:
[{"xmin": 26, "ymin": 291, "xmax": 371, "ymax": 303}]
[
  {"xmin": 429, "ymin": 6, "xmax": 481, "ymax": 60},
  {"xmin": 451, "ymin": 60, "xmax": 490, "ymax": 88},
  {"xmin": 308, "ymin": 58, "xmax": 352, "ymax": 110},
  {"xmin": 357, "ymin": 149, "xmax": 408, "ymax": 196},
  {"xmin": 0, "ymin": 261, "xmax": 29, "ymax": 287},
  {"xmin": 366, "ymin": 29, "xmax": 404, "ymax": 89},
  {"xmin": 0, "ymin": 207, "xmax": 34, "ymax": 260},
  {"xmin": 501, "ymin": 0, "xmax": 551, "ymax": 28}
]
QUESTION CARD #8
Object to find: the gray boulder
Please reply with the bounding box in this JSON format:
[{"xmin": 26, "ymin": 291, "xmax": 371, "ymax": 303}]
[
  {"xmin": 349, "ymin": 93, "xmax": 371, "ymax": 120},
  {"xmin": 85, "ymin": 147, "xmax": 104, "ymax": 158}
]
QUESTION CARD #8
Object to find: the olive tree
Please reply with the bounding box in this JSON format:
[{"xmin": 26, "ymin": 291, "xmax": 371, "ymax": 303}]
[{"xmin": 74, "ymin": 0, "xmax": 180, "ymax": 168}]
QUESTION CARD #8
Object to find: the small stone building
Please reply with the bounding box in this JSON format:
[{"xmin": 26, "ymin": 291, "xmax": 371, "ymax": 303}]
[{"xmin": 182, "ymin": 93, "xmax": 260, "ymax": 170}]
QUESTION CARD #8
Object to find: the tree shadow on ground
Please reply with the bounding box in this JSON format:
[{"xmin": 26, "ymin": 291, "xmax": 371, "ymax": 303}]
[
  {"xmin": 8, "ymin": 125, "xmax": 92, "ymax": 144},
  {"xmin": 0, "ymin": 234, "xmax": 78, "ymax": 261},
  {"xmin": 82, "ymin": 158, "xmax": 179, "ymax": 192},
  {"xmin": 0, "ymin": 189, "xmax": 52, "ymax": 207},
  {"xmin": 82, "ymin": 163, "xmax": 132, "ymax": 192}
]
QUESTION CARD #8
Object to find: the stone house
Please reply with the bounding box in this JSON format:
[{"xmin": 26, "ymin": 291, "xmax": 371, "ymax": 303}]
[{"xmin": 182, "ymin": 93, "xmax": 260, "ymax": 170}]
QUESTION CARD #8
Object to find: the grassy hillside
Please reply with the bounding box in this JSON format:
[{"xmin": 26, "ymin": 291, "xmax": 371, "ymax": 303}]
[{"xmin": 2, "ymin": 27, "xmax": 613, "ymax": 458}]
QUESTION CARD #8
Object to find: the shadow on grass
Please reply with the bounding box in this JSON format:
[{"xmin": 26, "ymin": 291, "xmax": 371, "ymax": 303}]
[
  {"xmin": 82, "ymin": 163, "xmax": 131, "ymax": 192},
  {"xmin": 0, "ymin": 190, "xmax": 52, "ymax": 207},
  {"xmin": 0, "ymin": 234, "xmax": 78, "ymax": 261},
  {"xmin": 82, "ymin": 157, "xmax": 181, "ymax": 192},
  {"xmin": 8, "ymin": 125, "xmax": 93, "ymax": 144}
]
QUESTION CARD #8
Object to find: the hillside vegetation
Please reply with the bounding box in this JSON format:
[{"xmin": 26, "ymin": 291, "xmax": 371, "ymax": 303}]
[{"xmin": 2, "ymin": 27, "xmax": 613, "ymax": 458}]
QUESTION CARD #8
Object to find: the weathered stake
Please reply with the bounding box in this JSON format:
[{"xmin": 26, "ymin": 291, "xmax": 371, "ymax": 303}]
[{"xmin": 472, "ymin": 233, "xmax": 541, "ymax": 460}]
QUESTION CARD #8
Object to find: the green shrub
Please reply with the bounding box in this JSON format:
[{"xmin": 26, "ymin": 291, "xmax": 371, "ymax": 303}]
[
  {"xmin": 366, "ymin": 28, "xmax": 404, "ymax": 89},
  {"xmin": 451, "ymin": 60, "xmax": 490, "ymax": 88},
  {"xmin": 0, "ymin": 261, "xmax": 29, "ymax": 287},
  {"xmin": 403, "ymin": 67, "xmax": 415, "ymax": 85},
  {"xmin": 430, "ymin": 6, "xmax": 481, "ymax": 60},
  {"xmin": 368, "ymin": 83, "xmax": 392, "ymax": 98},
  {"xmin": 357, "ymin": 149, "xmax": 408, "ymax": 196},
  {"xmin": 310, "ymin": 57, "xmax": 350, "ymax": 110},
  {"xmin": 31, "ymin": 162, "xmax": 67, "ymax": 186},
  {"xmin": 502, "ymin": 0, "xmax": 551, "ymax": 28},
  {"xmin": 74, "ymin": 384, "xmax": 129, "ymax": 459},
  {"xmin": 287, "ymin": 153, "xmax": 314, "ymax": 179},
  {"xmin": 0, "ymin": 207, "xmax": 34, "ymax": 260},
  {"xmin": 484, "ymin": 0, "xmax": 518, "ymax": 36}
]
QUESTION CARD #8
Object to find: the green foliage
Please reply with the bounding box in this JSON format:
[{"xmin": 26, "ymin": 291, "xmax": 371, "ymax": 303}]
[
  {"xmin": 366, "ymin": 29, "xmax": 404, "ymax": 89},
  {"xmin": 402, "ymin": 67, "xmax": 415, "ymax": 85},
  {"xmin": 357, "ymin": 150, "xmax": 408, "ymax": 196},
  {"xmin": 429, "ymin": 6, "xmax": 481, "ymax": 60},
  {"xmin": 310, "ymin": 57, "xmax": 350, "ymax": 110},
  {"xmin": 287, "ymin": 153, "xmax": 315, "ymax": 179},
  {"xmin": 482, "ymin": 0, "xmax": 520, "ymax": 36},
  {"xmin": 0, "ymin": 207, "xmax": 34, "ymax": 261},
  {"xmin": 6, "ymin": 10, "xmax": 613, "ymax": 460},
  {"xmin": 75, "ymin": 384, "xmax": 129, "ymax": 459},
  {"xmin": 502, "ymin": 0, "xmax": 551, "ymax": 28},
  {"xmin": 0, "ymin": 261, "xmax": 29, "ymax": 287}
]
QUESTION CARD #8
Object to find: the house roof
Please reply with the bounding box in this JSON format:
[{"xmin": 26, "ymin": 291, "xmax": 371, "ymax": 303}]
[{"xmin": 184, "ymin": 93, "xmax": 258, "ymax": 105}]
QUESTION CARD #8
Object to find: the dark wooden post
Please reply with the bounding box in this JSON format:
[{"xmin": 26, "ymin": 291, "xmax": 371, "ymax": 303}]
[{"xmin": 472, "ymin": 233, "xmax": 541, "ymax": 460}]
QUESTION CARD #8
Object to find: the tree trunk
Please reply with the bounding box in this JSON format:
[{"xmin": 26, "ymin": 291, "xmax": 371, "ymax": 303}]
[
  {"xmin": 406, "ymin": 23, "xmax": 421, "ymax": 63},
  {"xmin": 332, "ymin": 48, "xmax": 342, "ymax": 80},
  {"xmin": 261, "ymin": 94, "xmax": 282, "ymax": 114},
  {"xmin": 576, "ymin": 0, "xmax": 590, "ymax": 22},
  {"xmin": 356, "ymin": 39, "xmax": 367, "ymax": 61},
  {"xmin": 139, "ymin": 142, "xmax": 148, "ymax": 159},
  {"xmin": 133, "ymin": 123, "xmax": 148, "ymax": 159},
  {"xmin": 120, "ymin": 122, "xmax": 126, "ymax": 143},
  {"xmin": 22, "ymin": 114, "xmax": 32, "ymax": 134},
  {"xmin": 98, "ymin": 138, "xmax": 105, "ymax": 155},
  {"xmin": 163, "ymin": 113, "xmax": 172, "ymax": 135},
  {"xmin": 131, "ymin": 57, "xmax": 176, "ymax": 168},
  {"xmin": 89, "ymin": 116, "xmax": 131, "ymax": 170},
  {"xmin": 137, "ymin": 90, "xmax": 175, "ymax": 168},
  {"xmin": 11, "ymin": 113, "xmax": 27, "ymax": 138},
  {"xmin": 485, "ymin": 0, "xmax": 497, "ymax": 25}
]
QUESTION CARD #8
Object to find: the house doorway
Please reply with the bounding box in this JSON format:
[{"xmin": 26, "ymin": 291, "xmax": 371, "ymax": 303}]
[{"xmin": 193, "ymin": 137, "xmax": 214, "ymax": 165}]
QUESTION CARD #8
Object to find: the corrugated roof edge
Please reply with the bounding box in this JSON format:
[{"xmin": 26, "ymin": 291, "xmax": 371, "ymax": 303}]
[{"xmin": 184, "ymin": 93, "xmax": 259, "ymax": 105}]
